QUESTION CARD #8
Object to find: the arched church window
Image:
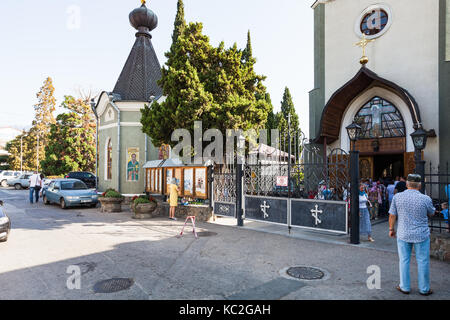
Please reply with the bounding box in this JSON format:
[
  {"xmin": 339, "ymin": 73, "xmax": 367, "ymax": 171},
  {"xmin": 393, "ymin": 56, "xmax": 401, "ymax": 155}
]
[
  {"xmin": 353, "ymin": 96, "xmax": 405, "ymax": 139},
  {"xmin": 107, "ymin": 139, "xmax": 112, "ymax": 180}
]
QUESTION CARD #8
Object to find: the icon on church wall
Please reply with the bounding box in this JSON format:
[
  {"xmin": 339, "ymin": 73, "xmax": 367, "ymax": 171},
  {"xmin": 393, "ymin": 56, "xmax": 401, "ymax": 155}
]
[
  {"xmin": 159, "ymin": 144, "xmax": 170, "ymax": 160},
  {"xmin": 127, "ymin": 148, "xmax": 140, "ymax": 181}
]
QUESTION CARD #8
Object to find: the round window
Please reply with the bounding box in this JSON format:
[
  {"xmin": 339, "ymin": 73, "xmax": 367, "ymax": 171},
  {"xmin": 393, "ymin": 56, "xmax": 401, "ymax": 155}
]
[{"xmin": 355, "ymin": 5, "xmax": 392, "ymax": 40}]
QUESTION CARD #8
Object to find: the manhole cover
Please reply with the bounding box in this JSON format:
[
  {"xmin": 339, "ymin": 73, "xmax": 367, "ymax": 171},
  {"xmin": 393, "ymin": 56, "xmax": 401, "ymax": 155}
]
[
  {"xmin": 93, "ymin": 278, "xmax": 134, "ymax": 293},
  {"xmin": 286, "ymin": 266, "xmax": 325, "ymax": 280},
  {"xmin": 196, "ymin": 231, "xmax": 217, "ymax": 237}
]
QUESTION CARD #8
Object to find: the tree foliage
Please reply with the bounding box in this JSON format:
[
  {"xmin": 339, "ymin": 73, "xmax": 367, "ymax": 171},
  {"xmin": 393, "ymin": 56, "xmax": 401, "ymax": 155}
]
[
  {"xmin": 141, "ymin": 4, "xmax": 271, "ymax": 152},
  {"xmin": 40, "ymin": 96, "xmax": 96, "ymax": 176},
  {"xmin": 276, "ymin": 87, "xmax": 300, "ymax": 150}
]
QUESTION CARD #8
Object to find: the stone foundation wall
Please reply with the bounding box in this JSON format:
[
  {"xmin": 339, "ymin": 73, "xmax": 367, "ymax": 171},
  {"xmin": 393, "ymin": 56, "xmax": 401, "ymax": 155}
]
[
  {"xmin": 151, "ymin": 200, "xmax": 212, "ymax": 222},
  {"xmin": 430, "ymin": 232, "xmax": 450, "ymax": 262}
]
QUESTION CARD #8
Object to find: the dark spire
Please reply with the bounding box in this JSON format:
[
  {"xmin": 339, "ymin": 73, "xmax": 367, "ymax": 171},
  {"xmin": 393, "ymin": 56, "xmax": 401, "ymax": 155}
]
[{"xmin": 112, "ymin": 2, "xmax": 163, "ymax": 101}]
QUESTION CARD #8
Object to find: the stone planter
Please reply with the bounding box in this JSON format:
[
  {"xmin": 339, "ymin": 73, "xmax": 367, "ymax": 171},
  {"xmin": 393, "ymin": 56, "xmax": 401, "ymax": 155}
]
[
  {"xmin": 98, "ymin": 197, "xmax": 124, "ymax": 213},
  {"xmin": 131, "ymin": 201, "xmax": 157, "ymax": 219}
]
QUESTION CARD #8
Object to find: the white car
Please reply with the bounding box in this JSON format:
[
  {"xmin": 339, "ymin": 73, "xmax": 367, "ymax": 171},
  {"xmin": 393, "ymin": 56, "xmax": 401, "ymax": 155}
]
[{"xmin": 0, "ymin": 171, "xmax": 22, "ymax": 188}]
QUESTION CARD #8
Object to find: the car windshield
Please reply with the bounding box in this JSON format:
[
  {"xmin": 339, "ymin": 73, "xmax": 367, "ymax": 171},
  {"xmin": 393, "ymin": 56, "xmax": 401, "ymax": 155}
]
[
  {"xmin": 4, "ymin": 172, "xmax": 12, "ymax": 176},
  {"xmin": 61, "ymin": 181, "xmax": 88, "ymax": 190}
]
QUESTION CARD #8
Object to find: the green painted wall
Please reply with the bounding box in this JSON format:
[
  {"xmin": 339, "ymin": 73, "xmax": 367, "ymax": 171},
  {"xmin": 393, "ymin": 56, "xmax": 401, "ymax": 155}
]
[
  {"xmin": 440, "ymin": 0, "xmax": 450, "ymax": 165},
  {"xmin": 97, "ymin": 105, "xmax": 161, "ymax": 194},
  {"xmin": 309, "ymin": 3, "xmax": 325, "ymax": 140}
]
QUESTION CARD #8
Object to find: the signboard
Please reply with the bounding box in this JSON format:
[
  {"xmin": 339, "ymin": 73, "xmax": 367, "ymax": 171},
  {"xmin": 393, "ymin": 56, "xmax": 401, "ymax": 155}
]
[
  {"xmin": 276, "ymin": 176, "xmax": 288, "ymax": 187},
  {"xmin": 244, "ymin": 195, "xmax": 288, "ymax": 225},
  {"xmin": 290, "ymin": 199, "xmax": 348, "ymax": 234},
  {"xmin": 184, "ymin": 168, "xmax": 193, "ymax": 196},
  {"xmin": 195, "ymin": 167, "xmax": 207, "ymax": 198}
]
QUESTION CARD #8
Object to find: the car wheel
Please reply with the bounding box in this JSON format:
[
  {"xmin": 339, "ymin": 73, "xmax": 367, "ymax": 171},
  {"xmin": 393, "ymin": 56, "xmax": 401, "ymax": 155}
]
[
  {"xmin": 43, "ymin": 196, "xmax": 49, "ymax": 205},
  {"xmin": 60, "ymin": 198, "xmax": 67, "ymax": 209},
  {"xmin": 0, "ymin": 180, "xmax": 7, "ymax": 187},
  {"xmin": 14, "ymin": 184, "xmax": 22, "ymax": 190}
]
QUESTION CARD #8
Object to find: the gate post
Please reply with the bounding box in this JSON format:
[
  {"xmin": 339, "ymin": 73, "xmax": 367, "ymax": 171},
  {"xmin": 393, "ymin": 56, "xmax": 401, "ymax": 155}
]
[
  {"xmin": 236, "ymin": 163, "xmax": 244, "ymax": 226},
  {"xmin": 350, "ymin": 150, "xmax": 360, "ymax": 244}
]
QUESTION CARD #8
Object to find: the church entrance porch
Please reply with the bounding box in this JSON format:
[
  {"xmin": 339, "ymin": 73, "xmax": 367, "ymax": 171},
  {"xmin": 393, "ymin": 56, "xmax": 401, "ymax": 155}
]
[{"xmin": 359, "ymin": 153, "xmax": 405, "ymax": 182}]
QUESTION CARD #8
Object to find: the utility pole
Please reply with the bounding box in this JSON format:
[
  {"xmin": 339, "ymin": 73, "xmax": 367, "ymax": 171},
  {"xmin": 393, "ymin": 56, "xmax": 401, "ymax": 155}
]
[
  {"xmin": 36, "ymin": 133, "xmax": 39, "ymax": 172},
  {"xmin": 20, "ymin": 135, "xmax": 23, "ymax": 172}
]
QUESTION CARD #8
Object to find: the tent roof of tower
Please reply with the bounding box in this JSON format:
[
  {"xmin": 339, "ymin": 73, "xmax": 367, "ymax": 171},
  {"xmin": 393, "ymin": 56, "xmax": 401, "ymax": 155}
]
[{"xmin": 112, "ymin": 3, "xmax": 163, "ymax": 102}]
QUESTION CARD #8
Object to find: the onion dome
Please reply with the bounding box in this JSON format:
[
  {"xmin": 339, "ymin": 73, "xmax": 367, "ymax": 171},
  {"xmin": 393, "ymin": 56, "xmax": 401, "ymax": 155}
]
[{"xmin": 129, "ymin": 1, "xmax": 158, "ymax": 35}]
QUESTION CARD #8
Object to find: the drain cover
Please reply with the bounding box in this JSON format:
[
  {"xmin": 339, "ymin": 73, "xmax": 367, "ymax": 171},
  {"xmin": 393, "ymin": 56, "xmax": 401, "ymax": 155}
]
[
  {"xmin": 196, "ymin": 231, "xmax": 217, "ymax": 237},
  {"xmin": 93, "ymin": 278, "xmax": 134, "ymax": 293},
  {"xmin": 286, "ymin": 266, "xmax": 325, "ymax": 280}
]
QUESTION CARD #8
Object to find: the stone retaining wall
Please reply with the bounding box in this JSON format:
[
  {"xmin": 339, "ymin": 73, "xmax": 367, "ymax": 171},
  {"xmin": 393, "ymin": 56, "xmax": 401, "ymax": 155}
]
[
  {"xmin": 148, "ymin": 200, "xmax": 213, "ymax": 222},
  {"xmin": 430, "ymin": 232, "xmax": 450, "ymax": 262}
]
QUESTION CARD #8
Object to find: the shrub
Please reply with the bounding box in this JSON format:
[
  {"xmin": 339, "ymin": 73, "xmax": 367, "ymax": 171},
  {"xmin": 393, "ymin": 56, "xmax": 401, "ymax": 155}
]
[
  {"xmin": 102, "ymin": 189, "xmax": 123, "ymax": 198},
  {"xmin": 134, "ymin": 197, "xmax": 151, "ymax": 205}
]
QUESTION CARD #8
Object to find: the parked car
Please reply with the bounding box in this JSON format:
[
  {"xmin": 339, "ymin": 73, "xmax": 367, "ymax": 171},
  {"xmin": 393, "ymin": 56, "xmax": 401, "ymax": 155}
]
[
  {"xmin": 7, "ymin": 173, "xmax": 33, "ymax": 190},
  {"xmin": 0, "ymin": 201, "xmax": 11, "ymax": 242},
  {"xmin": 65, "ymin": 172, "xmax": 97, "ymax": 189},
  {"xmin": 0, "ymin": 171, "xmax": 22, "ymax": 187},
  {"xmin": 43, "ymin": 179, "xmax": 99, "ymax": 209},
  {"xmin": 41, "ymin": 178, "xmax": 55, "ymax": 197}
]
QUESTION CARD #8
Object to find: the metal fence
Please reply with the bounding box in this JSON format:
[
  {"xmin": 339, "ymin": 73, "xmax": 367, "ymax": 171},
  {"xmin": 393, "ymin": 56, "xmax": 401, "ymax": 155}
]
[{"xmin": 424, "ymin": 162, "xmax": 450, "ymax": 233}]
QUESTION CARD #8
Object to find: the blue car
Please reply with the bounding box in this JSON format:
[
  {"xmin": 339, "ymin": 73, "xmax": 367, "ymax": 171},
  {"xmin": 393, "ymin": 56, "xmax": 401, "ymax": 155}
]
[{"xmin": 43, "ymin": 179, "xmax": 99, "ymax": 209}]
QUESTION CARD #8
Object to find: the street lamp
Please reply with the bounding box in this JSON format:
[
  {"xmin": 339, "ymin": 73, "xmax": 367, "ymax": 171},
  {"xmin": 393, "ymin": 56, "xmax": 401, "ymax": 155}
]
[
  {"xmin": 346, "ymin": 122, "xmax": 362, "ymax": 244},
  {"xmin": 410, "ymin": 127, "xmax": 428, "ymax": 193}
]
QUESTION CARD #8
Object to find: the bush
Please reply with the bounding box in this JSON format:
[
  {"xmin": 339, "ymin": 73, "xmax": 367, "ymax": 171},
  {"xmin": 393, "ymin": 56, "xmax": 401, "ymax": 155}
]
[
  {"xmin": 102, "ymin": 189, "xmax": 123, "ymax": 198},
  {"xmin": 134, "ymin": 197, "xmax": 151, "ymax": 205}
]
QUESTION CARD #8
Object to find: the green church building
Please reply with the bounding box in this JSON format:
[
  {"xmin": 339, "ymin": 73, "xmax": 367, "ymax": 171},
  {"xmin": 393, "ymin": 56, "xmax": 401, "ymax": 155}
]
[{"xmin": 92, "ymin": 2, "xmax": 164, "ymax": 194}]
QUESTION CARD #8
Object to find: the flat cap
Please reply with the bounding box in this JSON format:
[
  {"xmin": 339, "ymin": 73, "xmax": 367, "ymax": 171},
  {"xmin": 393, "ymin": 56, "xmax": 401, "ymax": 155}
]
[{"xmin": 407, "ymin": 174, "xmax": 421, "ymax": 182}]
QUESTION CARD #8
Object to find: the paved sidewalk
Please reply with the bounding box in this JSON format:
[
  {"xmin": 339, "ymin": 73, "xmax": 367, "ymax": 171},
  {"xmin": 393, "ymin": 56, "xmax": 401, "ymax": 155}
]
[{"xmin": 0, "ymin": 188, "xmax": 449, "ymax": 300}]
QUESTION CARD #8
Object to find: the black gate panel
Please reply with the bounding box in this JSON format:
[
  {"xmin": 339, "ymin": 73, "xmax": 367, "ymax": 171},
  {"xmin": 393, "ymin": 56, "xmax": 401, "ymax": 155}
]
[
  {"xmin": 291, "ymin": 199, "xmax": 347, "ymax": 234},
  {"xmin": 245, "ymin": 196, "xmax": 288, "ymax": 224},
  {"xmin": 214, "ymin": 202, "xmax": 236, "ymax": 218}
]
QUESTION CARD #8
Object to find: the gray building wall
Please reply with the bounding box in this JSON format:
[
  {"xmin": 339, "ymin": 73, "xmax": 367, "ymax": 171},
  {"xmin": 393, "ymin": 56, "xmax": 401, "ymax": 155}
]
[
  {"xmin": 309, "ymin": 3, "xmax": 325, "ymax": 140},
  {"xmin": 440, "ymin": 0, "xmax": 450, "ymax": 165}
]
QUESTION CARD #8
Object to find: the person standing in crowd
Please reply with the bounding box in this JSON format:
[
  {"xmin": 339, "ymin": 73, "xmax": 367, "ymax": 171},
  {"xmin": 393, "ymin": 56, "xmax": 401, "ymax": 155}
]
[
  {"xmin": 389, "ymin": 174, "xmax": 435, "ymax": 296},
  {"xmin": 377, "ymin": 180, "xmax": 387, "ymax": 216},
  {"xmin": 394, "ymin": 176, "xmax": 407, "ymax": 195},
  {"xmin": 168, "ymin": 178, "xmax": 180, "ymax": 221},
  {"xmin": 359, "ymin": 183, "xmax": 374, "ymax": 242},
  {"xmin": 28, "ymin": 171, "xmax": 42, "ymax": 204},
  {"xmin": 368, "ymin": 182, "xmax": 380, "ymax": 220},
  {"xmin": 439, "ymin": 202, "xmax": 449, "ymax": 232},
  {"xmin": 387, "ymin": 180, "xmax": 396, "ymax": 208}
]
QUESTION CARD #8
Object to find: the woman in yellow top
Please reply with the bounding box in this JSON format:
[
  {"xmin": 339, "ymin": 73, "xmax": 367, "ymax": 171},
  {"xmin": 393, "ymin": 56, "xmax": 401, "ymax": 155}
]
[{"xmin": 169, "ymin": 178, "xmax": 180, "ymax": 221}]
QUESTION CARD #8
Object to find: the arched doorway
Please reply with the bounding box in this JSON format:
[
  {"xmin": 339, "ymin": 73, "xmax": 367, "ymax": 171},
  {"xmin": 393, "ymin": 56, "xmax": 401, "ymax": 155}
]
[{"xmin": 354, "ymin": 96, "xmax": 406, "ymax": 181}]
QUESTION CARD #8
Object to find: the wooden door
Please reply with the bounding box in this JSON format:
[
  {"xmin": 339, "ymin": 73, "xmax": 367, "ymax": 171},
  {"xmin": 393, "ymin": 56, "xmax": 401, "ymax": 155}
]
[{"xmin": 403, "ymin": 151, "xmax": 424, "ymax": 177}]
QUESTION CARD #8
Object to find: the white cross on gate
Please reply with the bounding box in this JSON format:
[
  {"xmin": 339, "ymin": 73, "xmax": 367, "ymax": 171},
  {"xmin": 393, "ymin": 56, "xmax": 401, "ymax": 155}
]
[
  {"xmin": 310, "ymin": 204, "xmax": 323, "ymax": 226},
  {"xmin": 260, "ymin": 201, "xmax": 270, "ymax": 219}
]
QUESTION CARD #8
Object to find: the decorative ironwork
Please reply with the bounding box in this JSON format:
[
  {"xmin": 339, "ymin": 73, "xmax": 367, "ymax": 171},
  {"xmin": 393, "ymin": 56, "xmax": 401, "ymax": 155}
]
[
  {"xmin": 243, "ymin": 131, "xmax": 349, "ymax": 200},
  {"xmin": 424, "ymin": 162, "xmax": 450, "ymax": 233},
  {"xmin": 213, "ymin": 163, "xmax": 236, "ymax": 204}
]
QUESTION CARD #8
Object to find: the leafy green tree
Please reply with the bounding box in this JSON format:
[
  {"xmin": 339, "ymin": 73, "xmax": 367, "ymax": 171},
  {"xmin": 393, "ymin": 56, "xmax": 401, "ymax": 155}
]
[
  {"xmin": 276, "ymin": 87, "xmax": 300, "ymax": 151},
  {"xmin": 6, "ymin": 130, "xmax": 40, "ymax": 171},
  {"xmin": 40, "ymin": 96, "xmax": 96, "ymax": 176},
  {"xmin": 141, "ymin": 14, "xmax": 271, "ymax": 154}
]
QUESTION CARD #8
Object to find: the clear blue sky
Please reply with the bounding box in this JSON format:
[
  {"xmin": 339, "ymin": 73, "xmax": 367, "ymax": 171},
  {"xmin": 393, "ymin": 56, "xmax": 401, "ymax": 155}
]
[{"xmin": 0, "ymin": 0, "xmax": 315, "ymax": 136}]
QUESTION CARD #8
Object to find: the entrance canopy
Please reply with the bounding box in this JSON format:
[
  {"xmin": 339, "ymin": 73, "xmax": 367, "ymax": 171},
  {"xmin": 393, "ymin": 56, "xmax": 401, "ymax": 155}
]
[{"xmin": 314, "ymin": 67, "xmax": 422, "ymax": 144}]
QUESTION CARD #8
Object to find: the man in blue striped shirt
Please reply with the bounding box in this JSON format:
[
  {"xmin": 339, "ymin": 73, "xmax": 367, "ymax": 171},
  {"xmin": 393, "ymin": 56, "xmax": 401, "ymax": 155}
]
[{"xmin": 389, "ymin": 174, "xmax": 435, "ymax": 296}]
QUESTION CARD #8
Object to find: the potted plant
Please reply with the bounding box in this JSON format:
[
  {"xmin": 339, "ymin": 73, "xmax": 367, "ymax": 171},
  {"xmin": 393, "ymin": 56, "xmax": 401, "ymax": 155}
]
[
  {"xmin": 131, "ymin": 195, "xmax": 158, "ymax": 219},
  {"xmin": 98, "ymin": 189, "xmax": 124, "ymax": 213}
]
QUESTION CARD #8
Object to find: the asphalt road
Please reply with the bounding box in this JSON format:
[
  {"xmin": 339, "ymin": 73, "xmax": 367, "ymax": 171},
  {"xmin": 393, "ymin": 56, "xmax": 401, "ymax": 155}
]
[{"xmin": 0, "ymin": 187, "xmax": 449, "ymax": 300}]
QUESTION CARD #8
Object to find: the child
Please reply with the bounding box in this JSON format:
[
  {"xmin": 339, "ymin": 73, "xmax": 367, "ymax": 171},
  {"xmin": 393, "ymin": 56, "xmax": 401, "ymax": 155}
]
[{"xmin": 440, "ymin": 202, "xmax": 449, "ymax": 231}]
